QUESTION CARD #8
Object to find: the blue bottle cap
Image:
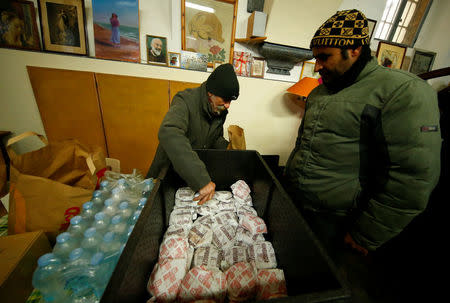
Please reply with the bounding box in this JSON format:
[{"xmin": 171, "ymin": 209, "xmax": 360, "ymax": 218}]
[
  {"xmin": 91, "ymin": 252, "xmax": 104, "ymax": 266},
  {"xmin": 100, "ymin": 180, "xmax": 109, "ymax": 188},
  {"xmin": 104, "ymin": 198, "xmax": 114, "ymax": 206},
  {"xmin": 111, "ymin": 188, "xmax": 120, "ymax": 195},
  {"xmin": 111, "ymin": 215, "xmax": 121, "ymax": 224},
  {"xmin": 118, "ymin": 179, "xmax": 126, "ymax": 185},
  {"xmin": 83, "ymin": 201, "xmax": 93, "ymax": 210},
  {"xmin": 139, "ymin": 197, "xmax": 147, "ymax": 205},
  {"xmin": 56, "ymin": 232, "xmax": 70, "ymax": 244},
  {"xmin": 93, "ymin": 190, "xmax": 102, "ymax": 197},
  {"xmin": 103, "ymin": 231, "xmax": 115, "ymax": 242},
  {"xmin": 69, "ymin": 248, "xmax": 84, "ymax": 261},
  {"xmin": 70, "ymin": 215, "xmax": 82, "ymax": 225},
  {"xmin": 144, "ymin": 179, "xmax": 152, "ymax": 185},
  {"xmin": 84, "ymin": 227, "xmax": 97, "ymax": 238},
  {"xmin": 38, "ymin": 253, "xmax": 58, "ymax": 267},
  {"xmin": 119, "ymin": 201, "xmax": 129, "ymax": 209},
  {"xmin": 95, "ymin": 212, "xmax": 105, "ymax": 221}
]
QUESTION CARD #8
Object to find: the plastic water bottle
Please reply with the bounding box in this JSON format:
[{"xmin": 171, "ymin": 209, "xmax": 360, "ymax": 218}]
[
  {"xmin": 32, "ymin": 253, "xmax": 67, "ymax": 302},
  {"xmin": 143, "ymin": 178, "xmax": 154, "ymax": 195},
  {"xmin": 117, "ymin": 201, "xmax": 132, "ymax": 221},
  {"xmin": 103, "ymin": 198, "xmax": 118, "ymax": 217},
  {"xmin": 81, "ymin": 227, "xmax": 103, "ymax": 253},
  {"xmin": 128, "ymin": 210, "xmax": 141, "ymax": 226},
  {"xmin": 64, "ymin": 248, "xmax": 97, "ymax": 303},
  {"xmin": 136, "ymin": 198, "xmax": 147, "ymax": 211},
  {"xmin": 110, "ymin": 187, "xmax": 122, "ymax": 203},
  {"xmin": 116, "ymin": 178, "xmax": 128, "ymax": 192},
  {"xmin": 53, "ymin": 232, "xmax": 79, "ymax": 261},
  {"xmin": 120, "ymin": 225, "xmax": 134, "ymax": 244},
  {"xmin": 99, "ymin": 180, "xmax": 110, "ymax": 196},
  {"xmin": 67, "ymin": 216, "xmax": 89, "ymax": 240},
  {"xmin": 80, "ymin": 201, "xmax": 96, "ymax": 222},
  {"xmin": 110, "ymin": 215, "xmax": 127, "ymax": 236},
  {"xmin": 92, "ymin": 212, "xmax": 110, "ymax": 235},
  {"xmin": 89, "ymin": 252, "xmax": 111, "ymax": 300},
  {"xmin": 100, "ymin": 231, "xmax": 122, "ymax": 257},
  {"xmin": 91, "ymin": 190, "xmax": 104, "ymax": 209}
]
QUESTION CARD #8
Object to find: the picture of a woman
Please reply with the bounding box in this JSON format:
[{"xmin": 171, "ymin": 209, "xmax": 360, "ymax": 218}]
[{"xmin": 110, "ymin": 13, "xmax": 120, "ymax": 46}]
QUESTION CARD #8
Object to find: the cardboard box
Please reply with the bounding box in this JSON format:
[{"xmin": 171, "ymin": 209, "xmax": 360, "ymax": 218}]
[
  {"xmin": 246, "ymin": 11, "xmax": 267, "ymax": 38},
  {"xmin": 0, "ymin": 231, "xmax": 51, "ymax": 303}
]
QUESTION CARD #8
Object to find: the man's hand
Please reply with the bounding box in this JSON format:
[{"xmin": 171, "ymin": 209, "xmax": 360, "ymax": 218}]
[
  {"xmin": 344, "ymin": 232, "xmax": 369, "ymax": 256},
  {"xmin": 193, "ymin": 181, "xmax": 216, "ymax": 205}
]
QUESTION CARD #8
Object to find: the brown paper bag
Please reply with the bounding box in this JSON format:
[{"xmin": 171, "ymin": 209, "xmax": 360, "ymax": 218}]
[
  {"xmin": 227, "ymin": 125, "xmax": 246, "ymax": 150},
  {"xmin": 7, "ymin": 132, "xmax": 106, "ymax": 242}
]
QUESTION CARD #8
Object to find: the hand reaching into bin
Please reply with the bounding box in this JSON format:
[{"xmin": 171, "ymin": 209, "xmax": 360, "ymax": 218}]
[{"xmin": 194, "ymin": 181, "xmax": 216, "ymax": 205}]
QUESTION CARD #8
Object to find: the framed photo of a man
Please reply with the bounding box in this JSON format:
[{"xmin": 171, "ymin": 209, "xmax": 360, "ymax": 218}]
[
  {"xmin": 147, "ymin": 35, "xmax": 167, "ymax": 66},
  {"xmin": 38, "ymin": 0, "xmax": 87, "ymax": 55},
  {"xmin": 376, "ymin": 41, "xmax": 406, "ymax": 69},
  {"xmin": 168, "ymin": 51, "xmax": 181, "ymax": 68}
]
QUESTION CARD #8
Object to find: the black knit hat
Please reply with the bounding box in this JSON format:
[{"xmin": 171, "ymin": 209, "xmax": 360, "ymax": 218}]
[
  {"xmin": 310, "ymin": 9, "xmax": 369, "ymax": 49},
  {"xmin": 206, "ymin": 63, "xmax": 239, "ymax": 101}
]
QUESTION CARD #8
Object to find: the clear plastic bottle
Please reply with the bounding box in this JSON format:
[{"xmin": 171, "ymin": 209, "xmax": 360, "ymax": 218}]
[
  {"xmin": 32, "ymin": 253, "xmax": 67, "ymax": 302},
  {"xmin": 64, "ymin": 248, "xmax": 96, "ymax": 303},
  {"xmin": 120, "ymin": 225, "xmax": 134, "ymax": 244},
  {"xmin": 128, "ymin": 210, "xmax": 141, "ymax": 226},
  {"xmin": 100, "ymin": 231, "xmax": 122, "ymax": 257},
  {"xmin": 103, "ymin": 198, "xmax": 118, "ymax": 217},
  {"xmin": 53, "ymin": 232, "xmax": 79, "ymax": 261},
  {"xmin": 117, "ymin": 201, "xmax": 132, "ymax": 221},
  {"xmin": 110, "ymin": 187, "xmax": 122, "ymax": 203},
  {"xmin": 80, "ymin": 201, "xmax": 96, "ymax": 222},
  {"xmin": 81, "ymin": 227, "xmax": 103, "ymax": 254},
  {"xmin": 110, "ymin": 215, "xmax": 127, "ymax": 236},
  {"xmin": 99, "ymin": 180, "xmax": 110, "ymax": 196},
  {"xmin": 136, "ymin": 198, "xmax": 147, "ymax": 211},
  {"xmin": 142, "ymin": 178, "xmax": 154, "ymax": 196},
  {"xmin": 67, "ymin": 216, "xmax": 89, "ymax": 240},
  {"xmin": 92, "ymin": 212, "xmax": 110, "ymax": 236},
  {"xmin": 91, "ymin": 190, "xmax": 104, "ymax": 210},
  {"xmin": 89, "ymin": 252, "xmax": 111, "ymax": 300}
]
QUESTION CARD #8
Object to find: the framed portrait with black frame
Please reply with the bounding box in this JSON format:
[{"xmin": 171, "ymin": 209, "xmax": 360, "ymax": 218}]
[
  {"xmin": 409, "ymin": 49, "xmax": 436, "ymax": 75},
  {"xmin": 38, "ymin": 0, "xmax": 87, "ymax": 55}
]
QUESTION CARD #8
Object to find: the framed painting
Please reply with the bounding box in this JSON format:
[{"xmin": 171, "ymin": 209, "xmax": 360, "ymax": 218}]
[
  {"xmin": 38, "ymin": 0, "xmax": 87, "ymax": 55},
  {"xmin": 233, "ymin": 51, "xmax": 252, "ymax": 77},
  {"xmin": 367, "ymin": 18, "xmax": 377, "ymax": 41},
  {"xmin": 168, "ymin": 52, "xmax": 181, "ymax": 68},
  {"xmin": 251, "ymin": 57, "xmax": 265, "ymax": 78},
  {"xmin": 376, "ymin": 41, "xmax": 406, "ymax": 69},
  {"xmin": 0, "ymin": 0, "xmax": 40, "ymax": 51},
  {"xmin": 146, "ymin": 35, "xmax": 167, "ymax": 66},
  {"xmin": 300, "ymin": 61, "xmax": 320, "ymax": 79},
  {"xmin": 182, "ymin": 0, "xmax": 238, "ymax": 65},
  {"xmin": 181, "ymin": 50, "xmax": 208, "ymax": 71},
  {"xmin": 409, "ymin": 49, "xmax": 436, "ymax": 75},
  {"xmin": 92, "ymin": 0, "xmax": 140, "ymax": 62}
]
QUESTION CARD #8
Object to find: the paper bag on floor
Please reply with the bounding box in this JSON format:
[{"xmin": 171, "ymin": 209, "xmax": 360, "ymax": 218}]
[{"xmin": 227, "ymin": 125, "xmax": 246, "ymax": 150}]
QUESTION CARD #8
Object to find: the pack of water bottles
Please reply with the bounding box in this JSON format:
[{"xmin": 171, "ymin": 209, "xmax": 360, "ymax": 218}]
[{"xmin": 32, "ymin": 176, "xmax": 154, "ymax": 303}]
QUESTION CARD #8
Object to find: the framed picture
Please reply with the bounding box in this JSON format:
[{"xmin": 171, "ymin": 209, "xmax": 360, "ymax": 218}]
[
  {"xmin": 367, "ymin": 18, "xmax": 377, "ymax": 41},
  {"xmin": 233, "ymin": 51, "xmax": 252, "ymax": 77},
  {"xmin": 376, "ymin": 41, "xmax": 406, "ymax": 69},
  {"xmin": 146, "ymin": 35, "xmax": 167, "ymax": 65},
  {"xmin": 181, "ymin": 50, "xmax": 208, "ymax": 71},
  {"xmin": 251, "ymin": 57, "xmax": 265, "ymax": 78},
  {"xmin": 409, "ymin": 49, "xmax": 436, "ymax": 75},
  {"xmin": 168, "ymin": 52, "xmax": 181, "ymax": 68},
  {"xmin": 0, "ymin": 0, "xmax": 40, "ymax": 51},
  {"xmin": 38, "ymin": 0, "xmax": 87, "ymax": 55},
  {"xmin": 182, "ymin": 0, "xmax": 238, "ymax": 65},
  {"xmin": 92, "ymin": 0, "xmax": 140, "ymax": 62},
  {"xmin": 300, "ymin": 61, "xmax": 320, "ymax": 79}
]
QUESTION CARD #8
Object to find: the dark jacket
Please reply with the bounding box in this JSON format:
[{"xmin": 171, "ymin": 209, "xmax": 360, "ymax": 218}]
[
  {"xmin": 148, "ymin": 82, "xmax": 229, "ymax": 190},
  {"xmin": 286, "ymin": 58, "xmax": 441, "ymax": 250}
]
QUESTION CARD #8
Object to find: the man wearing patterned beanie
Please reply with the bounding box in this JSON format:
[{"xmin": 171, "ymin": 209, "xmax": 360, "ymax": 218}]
[
  {"xmin": 148, "ymin": 63, "xmax": 239, "ymax": 205},
  {"xmin": 285, "ymin": 9, "xmax": 441, "ymax": 257}
]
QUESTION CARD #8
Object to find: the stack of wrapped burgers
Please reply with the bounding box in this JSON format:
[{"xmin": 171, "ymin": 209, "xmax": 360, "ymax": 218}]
[{"xmin": 147, "ymin": 180, "xmax": 287, "ymax": 302}]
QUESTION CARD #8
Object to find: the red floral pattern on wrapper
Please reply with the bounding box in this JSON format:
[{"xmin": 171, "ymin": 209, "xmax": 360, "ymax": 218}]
[
  {"xmin": 147, "ymin": 258, "xmax": 188, "ymax": 302},
  {"xmin": 240, "ymin": 213, "xmax": 267, "ymax": 234},
  {"xmin": 225, "ymin": 262, "xmax": 257, "ymax": 302},
  {"xmin": 159, "ymin": 237, "xmax": 190, "ymax": 260},
  {"xmin": 231, "ymin": 180, "xmax": 251, "ymax": 202},
  {"xmin": 256, "ymin": 269, "xmax": 288, "ymax": 300},
  {"xmin": 178, "ymin": 266, "xmax": 227, "ymax": 303}
]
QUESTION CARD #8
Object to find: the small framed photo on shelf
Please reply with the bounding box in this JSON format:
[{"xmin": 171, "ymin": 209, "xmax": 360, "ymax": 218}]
[
  {"xmin": 38, "ymin": 0, "xmax": 87, "ymax": 55},
  {"xmin": 233, "ymin": 51, "xmax": 252, "ymax": 77},
  {"xmin": 168, "ymin": 52, "xmax": 181, "ymax": 68},
  {"xmin": 409, "ymin": 49, "xmax": 436, "ymax": 75},
  {"xmin": 300, "ymin": 61, "xmax": 320, "ymax": 79},
  {"xmin": 251, "ymin": 57, "xmax": 265, "ymax": 78},
  {"xmin": 180, "ymin": 50, "xmax": 208, "ymax": 71},
  {"xmin": 367, "ymin": 18, "xmax": 377, "ymax": 41},
  {"xmin": 376, "ymin": 41, "xmax": 406, "ymax": 69},
  {"xmin": 0, "ymin": 0, "xmax": 41, "ymax": 51},
  {"xmin": 147, "ymin": 35, "xmax": 168, "ymax": 66}
]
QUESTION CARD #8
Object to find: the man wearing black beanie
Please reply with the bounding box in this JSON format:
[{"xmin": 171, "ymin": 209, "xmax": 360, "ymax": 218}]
[{"xmin": 147, "ymin": 63, "xmax": 240, "ymax": 204}]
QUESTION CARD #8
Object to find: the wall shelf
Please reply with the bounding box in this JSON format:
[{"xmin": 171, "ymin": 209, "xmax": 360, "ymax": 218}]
[{"xmin": 234, "ymin": 37, "xmax": 267, "ymax": 45}]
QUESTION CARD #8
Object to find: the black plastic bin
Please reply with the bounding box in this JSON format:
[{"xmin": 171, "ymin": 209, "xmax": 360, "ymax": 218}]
[{"xmin": 101, "ymin": 150, "xmax": 351, "ymax": 302}]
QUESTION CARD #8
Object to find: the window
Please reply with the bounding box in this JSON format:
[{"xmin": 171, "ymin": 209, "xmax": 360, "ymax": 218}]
[{"xmin": 374, "ymin": 0, "xmax": 433, "ymax": 47}]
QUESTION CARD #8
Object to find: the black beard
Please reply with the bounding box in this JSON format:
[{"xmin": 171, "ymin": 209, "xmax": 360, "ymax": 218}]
[{"xmin": 323, "ymin": 54, "xmax": 371, "ymax": 93}]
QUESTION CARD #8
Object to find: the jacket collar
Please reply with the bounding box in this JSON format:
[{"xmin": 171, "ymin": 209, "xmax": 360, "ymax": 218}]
[
  {"xmin": 200, "ymin": 82, "xmax": 228, "ymax": 120},
  {"xmin": 355, "ymin": 57, "xmax": 378, "ymax": 82}
]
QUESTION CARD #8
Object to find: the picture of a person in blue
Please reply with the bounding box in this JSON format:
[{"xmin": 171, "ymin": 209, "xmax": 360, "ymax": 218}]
[{"xmin": 110, "ymin": 13, "xmax": 120, "ymax": 46}]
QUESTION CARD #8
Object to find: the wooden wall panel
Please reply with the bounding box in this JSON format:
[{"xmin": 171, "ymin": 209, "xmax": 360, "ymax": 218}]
[
  {"xmin": 27, "ymin": 66, "xmax": 107, "ymax": 155},
  {"xmin": 96, "ymin": 74, "xmax": 169, "ymax": 174},
  {"xmin": 169, "ymin": 81, "xmax": 200, "ymax": 104}
]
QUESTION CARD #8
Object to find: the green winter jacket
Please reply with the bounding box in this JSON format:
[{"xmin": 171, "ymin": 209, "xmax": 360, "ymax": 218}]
[
  {"xmin": 286, "ymin": 58, "xmax": 441, "ymax": 251},
  {"xmin": 148, "ymin": 82, "xmax": 229, "ymax": 191}
]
